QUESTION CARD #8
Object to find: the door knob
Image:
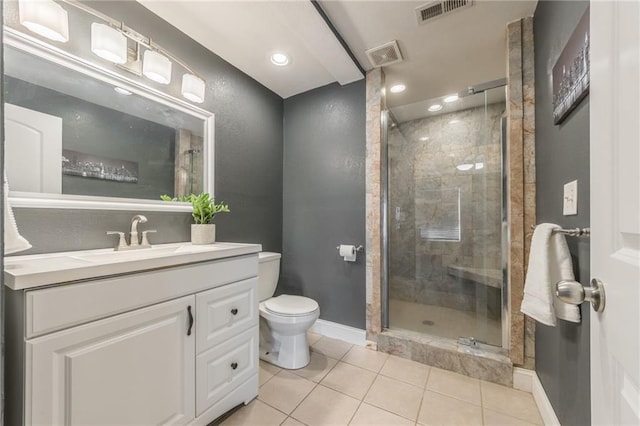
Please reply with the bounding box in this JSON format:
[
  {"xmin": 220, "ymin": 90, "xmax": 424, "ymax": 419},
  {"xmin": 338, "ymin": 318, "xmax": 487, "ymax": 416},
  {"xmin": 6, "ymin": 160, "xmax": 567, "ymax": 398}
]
[{"xmin": 556, "ymin": 278, "xmax": 606, "ymax": 313}]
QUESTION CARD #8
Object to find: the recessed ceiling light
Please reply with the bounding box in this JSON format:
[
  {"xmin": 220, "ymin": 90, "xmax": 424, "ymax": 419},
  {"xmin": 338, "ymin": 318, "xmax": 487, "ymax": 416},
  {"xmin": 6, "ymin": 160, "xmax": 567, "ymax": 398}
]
[
  {"xmin": 419, "ymin": 136, "xmax": 429, "ymax": 141},
  {"xmin": 389, "ymin": 84, "xmax": 406, "ymax": 93},
  {"xmin": 428, "ymin": 104, "xmax": 443, "ymax": 112},
  {"xmin": 271, "ymin": 53, "xmax": 289, "ymax": 66},
  {"xmin": 456, "ymin": 164, "xmax": 474, "ymax": 171},
  {"xmin": 444, "ymin": 94, "xmax": 459, "ymax": 103},
  {"xmin": 114, "ymin": 87, "xmax": 132, "ymax": 95}
]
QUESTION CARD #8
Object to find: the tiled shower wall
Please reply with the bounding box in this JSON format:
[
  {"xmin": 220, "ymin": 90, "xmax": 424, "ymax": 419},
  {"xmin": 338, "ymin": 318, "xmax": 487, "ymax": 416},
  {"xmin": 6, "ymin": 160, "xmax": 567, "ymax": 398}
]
[{"xmin": 388, "ymin": 103, "xmax": 504, "ymax": 316}]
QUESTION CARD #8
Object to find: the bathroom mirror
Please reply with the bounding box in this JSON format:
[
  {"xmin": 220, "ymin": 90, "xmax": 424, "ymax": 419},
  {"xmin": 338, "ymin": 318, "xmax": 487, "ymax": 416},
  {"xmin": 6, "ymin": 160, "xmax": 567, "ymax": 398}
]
[{"xmin": 2, "ymin": 28, "xmax": 214, "ymax": 211}]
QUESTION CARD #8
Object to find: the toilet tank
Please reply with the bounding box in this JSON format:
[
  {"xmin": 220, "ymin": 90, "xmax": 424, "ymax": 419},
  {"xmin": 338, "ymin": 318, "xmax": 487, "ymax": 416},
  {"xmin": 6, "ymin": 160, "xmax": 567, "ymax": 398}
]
[{"xmin": 258, "ymin": 252, "xmax": 281, "ymax": 302}]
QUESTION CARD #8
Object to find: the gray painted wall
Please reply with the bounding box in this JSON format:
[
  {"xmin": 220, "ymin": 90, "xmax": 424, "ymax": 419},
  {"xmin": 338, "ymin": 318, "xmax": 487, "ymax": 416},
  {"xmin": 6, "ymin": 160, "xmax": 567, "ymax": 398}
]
[
  {"xmin": 7, "ymin": 0, "xmax": 283, "ymax": 255},
  {"xmin": 534, "ymin": 2, "xmax": 590, "ymax": 425},
  {"xmin": 281, "ymin": 81, "xmax": 366, "ymax": 329}
]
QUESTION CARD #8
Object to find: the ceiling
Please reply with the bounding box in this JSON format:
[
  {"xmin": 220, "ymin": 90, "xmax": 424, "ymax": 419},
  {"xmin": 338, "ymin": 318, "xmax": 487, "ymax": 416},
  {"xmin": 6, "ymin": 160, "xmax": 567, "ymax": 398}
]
[
  {"xmin": 138, "ymin": 1, "xmax": 536, "ymax": 103},
  {"xmin": 137, "ymin": 1, "xmax": 363, "ymax": 99}
]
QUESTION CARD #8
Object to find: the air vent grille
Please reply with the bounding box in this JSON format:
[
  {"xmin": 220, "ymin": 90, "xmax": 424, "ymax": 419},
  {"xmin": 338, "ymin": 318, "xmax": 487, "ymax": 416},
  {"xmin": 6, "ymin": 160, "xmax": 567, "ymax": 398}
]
[
  {"xmin": 365, "ymin": 40, "xmax": 403, "ymax": 68},
  {"xmin": 416, "ymin": 0, "xmax": 472, "ymax": 25}
]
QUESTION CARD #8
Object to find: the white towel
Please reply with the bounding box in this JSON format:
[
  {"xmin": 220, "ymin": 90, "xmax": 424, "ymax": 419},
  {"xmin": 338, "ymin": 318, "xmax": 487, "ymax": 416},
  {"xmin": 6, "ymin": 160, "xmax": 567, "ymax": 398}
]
[
  {"xmin": 4, "ymin": 174, "xmax": 32, "ymax": 255},
  {"xmin": 521, "ymin": 223, "xmax": 580, "ymax": 326}
]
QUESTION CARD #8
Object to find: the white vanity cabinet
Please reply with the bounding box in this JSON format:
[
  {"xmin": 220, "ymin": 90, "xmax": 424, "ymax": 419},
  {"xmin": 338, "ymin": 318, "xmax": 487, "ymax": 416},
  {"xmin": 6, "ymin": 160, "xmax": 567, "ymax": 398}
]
[{"xmin": 4, "ymin": 248, "xmax": 260, "ymax": 426}]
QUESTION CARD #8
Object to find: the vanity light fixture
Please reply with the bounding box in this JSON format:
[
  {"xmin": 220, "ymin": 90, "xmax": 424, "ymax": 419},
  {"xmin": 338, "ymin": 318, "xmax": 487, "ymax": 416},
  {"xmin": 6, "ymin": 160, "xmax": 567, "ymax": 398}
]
[
  {"xmin": 18, "ymin": 0, "xmax": 69, "ymax": 43},
  {"xmin": 16, "ymin": 0, "xmax": 207, "ymax": 102},
  {"xmin": 270, "ymin": 53, "xmax": 290, "ymax": 66},
  {"xmin": 389, "ymin": 84, "xmax": 406, "ymax": 93},
  {"xmin": 114, "ymin": 87, "xmax": 132, "ymax": 96},
  {"xmin": 428, "ymin": 104, "xmax": 443, "ymax": 112},
  {"xmin": 91, "ymin": 23, "xmax": 128, "ymax": 64},
  {"xmin": 181, "ymin": 74, "xmax": 206, "ymax": 103},
  {"xmin": 444, "ymin": 94, "xmax": 459, "ymax": 103},
  {"xmin": 142, "ymin": 50, "xmax": 172, "ymax": 84}
]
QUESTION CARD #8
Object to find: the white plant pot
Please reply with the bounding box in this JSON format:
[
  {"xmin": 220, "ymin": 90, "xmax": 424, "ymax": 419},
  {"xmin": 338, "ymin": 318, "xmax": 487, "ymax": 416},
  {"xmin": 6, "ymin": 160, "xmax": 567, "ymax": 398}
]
[{"xmin": 191, "ymin": 224, "xmax": 216, "ymax": 244}]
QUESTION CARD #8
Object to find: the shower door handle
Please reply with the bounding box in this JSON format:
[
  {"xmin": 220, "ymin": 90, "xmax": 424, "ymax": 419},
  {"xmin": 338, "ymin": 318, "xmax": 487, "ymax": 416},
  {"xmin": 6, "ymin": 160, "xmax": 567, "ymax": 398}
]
[{"xmin": 556, "ymin": 278, "xmax": 606, "ymax": 313}]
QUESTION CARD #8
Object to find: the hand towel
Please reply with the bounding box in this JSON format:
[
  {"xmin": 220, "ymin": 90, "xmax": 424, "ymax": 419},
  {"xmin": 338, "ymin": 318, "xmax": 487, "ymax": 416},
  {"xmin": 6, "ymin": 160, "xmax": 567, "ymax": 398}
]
[
  {"xmin": 521, "ymin": 223, "xmax": 581, "ymax": 326},
  {"xmin": 4, "ymin": 173, "xmax": 32, "ymax": 255}
]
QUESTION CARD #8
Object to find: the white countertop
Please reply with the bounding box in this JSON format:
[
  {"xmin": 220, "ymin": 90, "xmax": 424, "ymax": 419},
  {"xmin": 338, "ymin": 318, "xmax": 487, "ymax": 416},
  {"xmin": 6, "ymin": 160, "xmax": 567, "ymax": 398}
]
[{"xmin": 4, "ymin": 242, "xmax": 262, "ymax": 290}]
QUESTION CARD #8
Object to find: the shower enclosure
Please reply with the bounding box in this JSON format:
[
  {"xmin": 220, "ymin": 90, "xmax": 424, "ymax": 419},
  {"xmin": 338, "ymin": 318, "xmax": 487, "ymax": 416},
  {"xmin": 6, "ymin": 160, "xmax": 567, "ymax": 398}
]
[{"xmin": 383, "ymin": 83, "xmax": 507, "ymax": 349}]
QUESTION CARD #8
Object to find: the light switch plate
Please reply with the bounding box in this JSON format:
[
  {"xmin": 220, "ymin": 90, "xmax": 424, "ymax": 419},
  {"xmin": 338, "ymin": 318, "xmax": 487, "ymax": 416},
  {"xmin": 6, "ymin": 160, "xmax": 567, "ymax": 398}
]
[{"xmin": 563, "ymin": 180, "xmax": 578, "ymax": 215}]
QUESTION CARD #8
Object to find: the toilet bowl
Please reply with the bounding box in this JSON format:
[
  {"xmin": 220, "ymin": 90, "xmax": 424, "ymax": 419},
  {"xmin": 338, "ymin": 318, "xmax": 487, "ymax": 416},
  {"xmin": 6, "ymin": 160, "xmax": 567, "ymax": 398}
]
[{"xmin": 258, "ymin": 252, "xmax": 319, "ymax": 369}]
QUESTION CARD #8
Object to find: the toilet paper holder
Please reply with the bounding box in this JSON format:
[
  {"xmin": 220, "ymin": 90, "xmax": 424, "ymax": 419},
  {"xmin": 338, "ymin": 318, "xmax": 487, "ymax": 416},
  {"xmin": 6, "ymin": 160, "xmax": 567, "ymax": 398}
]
[{"xmin": 335, "ymin": 245, "xmax": 364, "ymax": 252}]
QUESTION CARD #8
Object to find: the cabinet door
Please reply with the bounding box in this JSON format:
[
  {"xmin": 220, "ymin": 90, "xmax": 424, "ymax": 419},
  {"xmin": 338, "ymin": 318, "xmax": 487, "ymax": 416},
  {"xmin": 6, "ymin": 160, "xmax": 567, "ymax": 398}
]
[{"xmin": 26, "ymin": 295, "xmax": 195, "ymax": 426}]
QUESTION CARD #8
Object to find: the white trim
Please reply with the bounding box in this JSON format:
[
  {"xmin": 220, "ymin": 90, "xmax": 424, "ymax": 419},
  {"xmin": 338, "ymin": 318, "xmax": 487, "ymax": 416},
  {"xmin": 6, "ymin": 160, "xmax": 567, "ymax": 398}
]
[
  {"xmin": 513, "ymin": 367, "xmax": 535, "ymax": 392},
  {"xmin": 309, "ymin": 319, "xmax": 366, "ymax": 346},
  {"xmin": 531, "ymin": 371, "xmax": 561, "ymax": 426},
  {"xmin": 8, "ymin": 192, "xmax": 193, "ymax": 212}
]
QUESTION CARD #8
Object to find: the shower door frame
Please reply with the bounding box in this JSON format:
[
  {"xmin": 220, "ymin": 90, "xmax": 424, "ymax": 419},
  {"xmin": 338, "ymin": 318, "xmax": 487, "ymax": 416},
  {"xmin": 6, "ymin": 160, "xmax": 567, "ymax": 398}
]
[{"xmin": 380, "ymin": 84, "xmax": 511, "ymax": 351}]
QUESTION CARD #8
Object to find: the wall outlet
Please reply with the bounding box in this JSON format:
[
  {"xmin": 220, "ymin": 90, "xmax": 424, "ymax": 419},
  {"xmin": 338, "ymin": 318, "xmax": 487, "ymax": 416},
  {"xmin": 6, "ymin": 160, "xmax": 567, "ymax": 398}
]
[{"xmin": 563, "ymin": 180, "xmax": 578, "ymax": 215}]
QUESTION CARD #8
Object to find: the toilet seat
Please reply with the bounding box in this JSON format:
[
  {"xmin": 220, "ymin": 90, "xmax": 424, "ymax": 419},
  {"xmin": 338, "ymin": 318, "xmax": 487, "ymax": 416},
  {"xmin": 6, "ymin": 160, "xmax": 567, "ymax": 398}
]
[{"xmin": 264, "ymin": 295, "xmax": 319, "ymax": 317}]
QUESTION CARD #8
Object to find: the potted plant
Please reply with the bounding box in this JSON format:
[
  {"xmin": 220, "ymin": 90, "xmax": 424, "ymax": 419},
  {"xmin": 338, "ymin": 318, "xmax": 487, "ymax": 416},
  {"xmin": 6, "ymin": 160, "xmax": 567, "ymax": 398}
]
[{"xmin": 161, "ymin": 193, "xmax": 230, "ymax": 244}]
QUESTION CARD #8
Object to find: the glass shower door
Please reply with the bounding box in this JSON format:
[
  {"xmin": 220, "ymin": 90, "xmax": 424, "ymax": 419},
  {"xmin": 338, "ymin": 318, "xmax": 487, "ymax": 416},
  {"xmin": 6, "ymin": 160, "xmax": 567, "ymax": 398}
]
[{"xmin": 386, "ymin": 86, "xmax": 506, "ymax": 347}]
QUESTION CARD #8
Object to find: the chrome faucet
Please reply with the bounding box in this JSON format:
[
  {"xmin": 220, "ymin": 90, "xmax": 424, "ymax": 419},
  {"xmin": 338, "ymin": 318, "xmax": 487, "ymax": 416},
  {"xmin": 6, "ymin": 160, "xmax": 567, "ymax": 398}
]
[{"xmin": 107, "ymin": 215, "xmax": 156, "ymax": 251}]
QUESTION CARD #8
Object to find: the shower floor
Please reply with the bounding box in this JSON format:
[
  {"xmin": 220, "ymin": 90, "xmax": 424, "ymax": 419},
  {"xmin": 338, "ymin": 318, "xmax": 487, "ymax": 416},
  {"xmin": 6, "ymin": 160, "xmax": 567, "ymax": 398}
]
[{"xmin": 388, "ymin": 298, "xmax": 502, "ymax": 346}]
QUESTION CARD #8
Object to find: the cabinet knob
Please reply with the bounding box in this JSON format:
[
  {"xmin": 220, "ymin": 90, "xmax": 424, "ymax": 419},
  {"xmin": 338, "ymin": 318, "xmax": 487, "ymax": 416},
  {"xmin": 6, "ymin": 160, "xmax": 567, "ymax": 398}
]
[
  {"xmin": 231, "ymin": 308, "xmax": 238, "ymax": 315},
  {"xmin": 231, "ymin": 362, "xmax": 238, "ymax": 370}
]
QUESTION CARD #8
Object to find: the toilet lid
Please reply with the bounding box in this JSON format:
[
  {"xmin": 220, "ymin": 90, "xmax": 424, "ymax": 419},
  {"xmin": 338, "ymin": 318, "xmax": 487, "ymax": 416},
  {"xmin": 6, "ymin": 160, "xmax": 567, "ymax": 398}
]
[{"xmin": 264, "ymin": 295, "xmax": 319, "ymax": 316}]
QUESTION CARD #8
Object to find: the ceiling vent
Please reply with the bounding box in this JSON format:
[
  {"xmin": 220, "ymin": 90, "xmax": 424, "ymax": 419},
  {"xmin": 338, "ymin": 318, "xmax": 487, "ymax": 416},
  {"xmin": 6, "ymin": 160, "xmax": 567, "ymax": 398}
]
[
  {"xmin": 365, "ymin": 40, "xmax": 403, "ymax": 68},
  {"xmin": 415, "ymin": 0, "xmax": 473, "ymax": 25}
]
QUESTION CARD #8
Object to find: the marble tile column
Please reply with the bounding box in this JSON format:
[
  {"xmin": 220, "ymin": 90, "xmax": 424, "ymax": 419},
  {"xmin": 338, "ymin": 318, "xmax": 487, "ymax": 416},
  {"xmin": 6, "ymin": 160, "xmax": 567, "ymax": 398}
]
[
  {"xmin": 365, "ymin": 68, "xmax": 385, "ymax": 340},
  {"xmin": 507, "ymin": 17, "xmax": 536, "ymax": 369}
]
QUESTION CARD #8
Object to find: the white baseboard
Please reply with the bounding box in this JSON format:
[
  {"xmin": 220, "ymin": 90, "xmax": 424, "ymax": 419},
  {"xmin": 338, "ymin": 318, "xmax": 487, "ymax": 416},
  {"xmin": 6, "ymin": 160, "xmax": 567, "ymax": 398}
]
[
  {"xmin": 310, "ymin": 319, "xmax": 366, "ymax": 346},
  {"xmin": 531, "ymin": 371, "xmax": 561, "ymax": 426},
  {"xmin": 513, "ymin": 367, "xmax": 535, "ymax": 392}
]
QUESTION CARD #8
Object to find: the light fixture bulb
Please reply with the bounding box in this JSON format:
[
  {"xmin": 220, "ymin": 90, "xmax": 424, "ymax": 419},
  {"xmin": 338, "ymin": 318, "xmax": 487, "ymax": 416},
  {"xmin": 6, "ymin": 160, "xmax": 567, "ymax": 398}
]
[
  {"xmin": 91, "ymin": 23, "xmax": 128, "ymax": 64},
  {"xmin": 114, "ymin": 87, "xmax": 132, "ymax": 96},
  {"xmin": 143, "ymin": 50, "xmax": 172, "ymax": 84},
  {"xmin": 428, "ymin": 104, "xmax": 443, "ymax": 112},
  {"xmin": 389, "ymin": 84, "xmax": 406, "ymax": 93},
  {"xmin": 456, "ymin": 164, "xmax": 474, "ymax": 171},
  {"xmin": 182, "ymin": 74, "xmax": 206, "ymax": 103},
  {"xmin": 444, "ymin": 94, "xmax": 459, "ymax": 103},
  {"xmin": 18, "ymin": 0, "xmax": 69, "ymax": 43},
  {"xmin": 270, "ymin": 53, "xmax": 289, "ymax": 66}
]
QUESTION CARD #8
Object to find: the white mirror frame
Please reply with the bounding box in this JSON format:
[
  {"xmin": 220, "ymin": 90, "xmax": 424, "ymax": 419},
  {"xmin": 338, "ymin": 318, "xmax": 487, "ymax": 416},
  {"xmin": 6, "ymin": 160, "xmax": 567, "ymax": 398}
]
[{"xmin": 3, "ymin": 27, "xmax": 214, "ymax": 212}]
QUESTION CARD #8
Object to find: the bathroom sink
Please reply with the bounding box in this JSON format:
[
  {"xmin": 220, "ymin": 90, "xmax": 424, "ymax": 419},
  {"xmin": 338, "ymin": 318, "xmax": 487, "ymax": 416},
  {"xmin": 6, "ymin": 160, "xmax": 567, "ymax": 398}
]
[
  {"xmin": 70, "ymin": 243, "xmax": 229, "ymax": 263},
  {"xmin": 69, "ymin": 246, "xmax": 181, "ymax": 263},
  {"xmin": 4, "ymin": 242, "xmax": 262, "ymax": 290}
]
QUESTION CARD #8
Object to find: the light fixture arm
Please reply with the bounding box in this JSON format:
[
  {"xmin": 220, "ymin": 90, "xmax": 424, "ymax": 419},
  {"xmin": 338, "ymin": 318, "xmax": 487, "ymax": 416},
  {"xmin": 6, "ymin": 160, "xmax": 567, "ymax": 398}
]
[{"xmin": 58, "ymin": 0, "xmax": 202, "ymax": 79}]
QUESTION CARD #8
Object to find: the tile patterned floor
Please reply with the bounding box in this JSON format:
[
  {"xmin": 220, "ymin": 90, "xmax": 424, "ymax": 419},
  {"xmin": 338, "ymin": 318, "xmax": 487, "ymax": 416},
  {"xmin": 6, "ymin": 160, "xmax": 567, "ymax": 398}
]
[{"xmin": 221, "ymin": 333, "xmax": 543, "ymax": 426}]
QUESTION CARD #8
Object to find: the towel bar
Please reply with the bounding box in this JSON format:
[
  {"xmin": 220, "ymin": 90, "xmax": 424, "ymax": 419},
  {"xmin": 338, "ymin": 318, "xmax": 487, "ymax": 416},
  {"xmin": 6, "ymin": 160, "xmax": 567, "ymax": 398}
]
[{"xmin": 531, "ymin": 225, "xmax": 590, "ymax": 237}]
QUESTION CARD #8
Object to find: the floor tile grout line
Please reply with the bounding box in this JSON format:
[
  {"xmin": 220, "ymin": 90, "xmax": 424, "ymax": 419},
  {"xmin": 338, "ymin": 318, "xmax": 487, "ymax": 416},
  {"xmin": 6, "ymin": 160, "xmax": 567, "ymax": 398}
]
[
  {"xmin": 413, "ymin": 366, "xmax": 432, "ymax": 426},
  {"xmin": 344, "ymin": 363, "xmax": 381, "ymax": 425}
]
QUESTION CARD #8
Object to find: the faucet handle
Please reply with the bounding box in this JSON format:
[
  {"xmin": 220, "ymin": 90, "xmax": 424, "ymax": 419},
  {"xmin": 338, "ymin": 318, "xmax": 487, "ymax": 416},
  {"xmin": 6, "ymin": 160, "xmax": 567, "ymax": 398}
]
[
  {"xmin": 107, "ymin": 231, "xmax": 127, "ymax": 250},
  {"xmin": 141, "ymin": 230, "xmax": 157, "ymax": 247}
]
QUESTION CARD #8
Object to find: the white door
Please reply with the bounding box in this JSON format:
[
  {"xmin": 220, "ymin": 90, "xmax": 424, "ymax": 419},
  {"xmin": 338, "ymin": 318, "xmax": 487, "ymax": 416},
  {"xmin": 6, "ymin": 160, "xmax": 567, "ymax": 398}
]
[
  {"xmin": 26, "ymin": 295, "xmax": 196, "ymax": 426},
  {"xmin": 4, "ymin": 103, "xmax": 62, "ymax": 193},
  {"xmin": 590, "ymin": 2, "xmax": 640, "ymax": 425}
]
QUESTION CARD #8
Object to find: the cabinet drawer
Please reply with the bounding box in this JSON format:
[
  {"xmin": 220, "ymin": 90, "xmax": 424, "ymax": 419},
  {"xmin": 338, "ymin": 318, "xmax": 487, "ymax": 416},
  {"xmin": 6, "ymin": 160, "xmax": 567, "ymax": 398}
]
[
  {"xmin": 25, "ymin": 255, "xmax": 257, "ymax": 338},
  {"xmin": 196, "ymin": 327, "xmax": 258, "ymax": 416},
  {"xmin": 196, "ymin": 278, "xmax": 257, "ymax": 353}
]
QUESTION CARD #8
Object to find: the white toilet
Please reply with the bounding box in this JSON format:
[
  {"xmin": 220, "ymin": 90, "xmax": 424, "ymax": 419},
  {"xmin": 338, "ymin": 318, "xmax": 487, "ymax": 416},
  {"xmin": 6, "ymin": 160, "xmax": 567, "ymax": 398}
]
[{"xmin": 258, "ymin": 252, "xmax": 320, "ymax": 369}]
